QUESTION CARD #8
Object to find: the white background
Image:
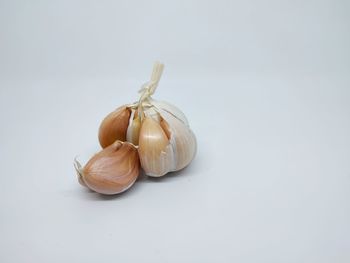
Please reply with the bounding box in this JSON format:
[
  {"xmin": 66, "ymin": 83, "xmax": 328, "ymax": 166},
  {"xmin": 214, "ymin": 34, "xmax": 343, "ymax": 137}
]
[{"xmin": 1, "ymin": 0, "xmax": 350, "ymax": 262}]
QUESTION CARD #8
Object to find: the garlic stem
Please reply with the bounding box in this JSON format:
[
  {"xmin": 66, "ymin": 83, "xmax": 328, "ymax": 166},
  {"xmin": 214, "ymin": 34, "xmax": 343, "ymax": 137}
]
[
  {"xmin": 138, "ymin": 62, "xmax": 164, "ymax": 101},
  {"xmin": 137, "ymin": 61, "xmax": 164, "ymax": 121},
  {"xmin": 149, "ymin": 61, "xmax": 164, "ymax": 95}
]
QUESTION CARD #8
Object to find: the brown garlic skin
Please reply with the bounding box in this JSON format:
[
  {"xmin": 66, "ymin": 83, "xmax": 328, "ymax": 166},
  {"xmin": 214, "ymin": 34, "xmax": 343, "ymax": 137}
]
[
  {"xmin": 78, "ymin": 141, "xmax": 140, "ymax": 195},
  {"xmin": 98, "ymin": 106, "xmax": 131, "ymax": 148}
]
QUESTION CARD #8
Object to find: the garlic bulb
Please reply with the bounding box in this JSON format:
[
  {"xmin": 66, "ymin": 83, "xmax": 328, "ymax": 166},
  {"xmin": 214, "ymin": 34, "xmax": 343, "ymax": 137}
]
[
  {"xmin": 98, "ymin": 62, "xmax": 196, "ymax": 177},
  {"xmin": 74, "ymin": 141, "xmax": 140, "ymax": 195},
  {"xmin": 75, "ymin": 62, "xmax": 196, "ymax": 194}
]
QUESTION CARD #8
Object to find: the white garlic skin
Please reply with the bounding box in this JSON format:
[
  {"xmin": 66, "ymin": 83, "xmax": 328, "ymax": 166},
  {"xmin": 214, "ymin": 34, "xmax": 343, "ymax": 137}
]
[
  {"xmin": 159, "ymin": 109, "xmax": 197, "ymax": 171},
  {"xmin": 138, "ymin": 100, "xmax": 197, "ymax": 177},
  {"xmin": 149, "ymin": 99, "xmax": 189, "ymax": 125}
]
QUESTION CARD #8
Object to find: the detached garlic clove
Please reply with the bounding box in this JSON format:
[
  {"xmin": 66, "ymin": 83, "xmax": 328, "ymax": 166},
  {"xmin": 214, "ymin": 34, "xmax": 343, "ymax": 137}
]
[
  {"xmin": 74, "ymin": 141, "xmax": 140, "ymax": 195},
  {"xmin": 98, "ymin": 106, "xmax": 131, "ymax": 148},
  {"xmin": 138, "ymin": 117, "xmax": 175, "ymax": 177}
]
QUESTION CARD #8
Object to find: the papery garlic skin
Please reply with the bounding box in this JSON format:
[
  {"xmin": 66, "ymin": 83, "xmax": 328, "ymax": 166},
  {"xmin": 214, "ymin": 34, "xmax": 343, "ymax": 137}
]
[
  {"xmin": 98, "ymin": 106, "xmax": 131, "ymax": 148},
  {"xmin": 74, "ymin": 158, "xmax": 88, "ymax": 187},
  {"xmin": 75, "ymin": 141, "xmax": 140, "ymax": 195},
  {"xmin": 126, "ymin": 109, "xmax": 141, "ymax": 145},
  {"xmin": 159, "ymin": 109, "xmax": 197, "ymax": 171},
  {"xmin": 150, "ymin": 99, "xmax": 189, "ymax": 125}
]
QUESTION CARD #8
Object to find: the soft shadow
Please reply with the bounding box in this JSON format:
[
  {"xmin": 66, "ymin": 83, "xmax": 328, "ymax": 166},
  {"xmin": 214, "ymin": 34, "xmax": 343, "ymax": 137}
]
[
  {"xmin": 144, "ymin": 155, "xmax": 200, "ymax": 183},
  {"xmin": 78, "ymin": 176, "xmax": 144, "ymax": 201}
]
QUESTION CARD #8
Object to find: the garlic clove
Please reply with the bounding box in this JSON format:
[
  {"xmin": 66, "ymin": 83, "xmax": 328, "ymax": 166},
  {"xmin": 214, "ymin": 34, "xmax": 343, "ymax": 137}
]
[
  {"xmin": 159, "ymin": 111, "xmax": 197, "ymax": 171},
  {"xmin": 98, "ymin": 106, "xmax": 131, "ymax": 148},
  {"xmin": 138, "ymin": 117, "xmax": 175, "ymax": 177},
  {"xmin": 75, "ymin": 141, "xmax": 140, "ymax": 195},
  {"xmin": 126, "ymin": 109, "xmax": 141, "ymax": 145}
]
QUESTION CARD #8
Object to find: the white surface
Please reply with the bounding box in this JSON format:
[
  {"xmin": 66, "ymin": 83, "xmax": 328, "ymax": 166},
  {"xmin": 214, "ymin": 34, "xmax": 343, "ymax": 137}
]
[{"xmin": 1, "ymin": 0, "xmax": 350, "ymax": 262}]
